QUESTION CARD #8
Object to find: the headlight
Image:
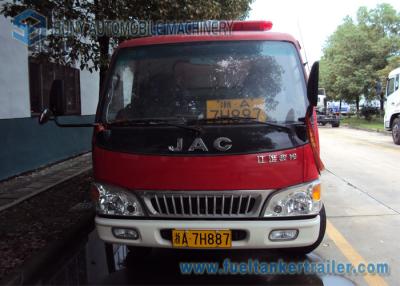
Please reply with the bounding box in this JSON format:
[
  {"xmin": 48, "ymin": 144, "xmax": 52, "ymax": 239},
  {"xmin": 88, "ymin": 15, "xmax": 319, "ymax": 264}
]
[
  {"xmin": 263, "ymin": 180, "xmax": 322, "ymax": 217},
  {"xmin": 91, "ymin": 182, "xmax": 144, "ymax": 216}
]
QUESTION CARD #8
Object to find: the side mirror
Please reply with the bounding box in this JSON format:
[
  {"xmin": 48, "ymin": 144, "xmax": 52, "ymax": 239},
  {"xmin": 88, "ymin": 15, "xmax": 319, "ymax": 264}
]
[
  {"xmin": 38, "ymin": 79, "xmax": 64, "ymax": 125},
  {"xmin": 38, "ymin": 79, "xmax": 94, "ymax": 128},
  {"xmin": 307, "ymin": 61, "xmax": 319, "ymax": 107},
  {"xmin": 49, "ymin": 79, "xmax": 65, "ymax": 116},
  {"xmin": 38, "ymin": 108, "xmax": 52, "ymax": 124}
]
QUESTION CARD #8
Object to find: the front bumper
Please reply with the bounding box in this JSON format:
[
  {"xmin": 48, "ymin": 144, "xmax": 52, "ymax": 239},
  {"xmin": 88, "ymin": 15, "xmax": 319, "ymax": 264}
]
[
  {"xmin": 384, "ymin": 120, "xmax": 391, "ymax": 130},
  {"xmin": 95, "ymin": 215, "xmax": 320, "ymax": 249}
]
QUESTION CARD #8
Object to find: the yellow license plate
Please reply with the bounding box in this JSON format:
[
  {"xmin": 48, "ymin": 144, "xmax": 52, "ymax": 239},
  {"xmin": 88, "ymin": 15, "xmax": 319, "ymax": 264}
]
[
  {"xmin": 206, "ymin": 98, "xmax": 266, "ymax": 121},
  {"xmin": 172, "ymin": 229, "xmax": 232, "ymax": 248}
]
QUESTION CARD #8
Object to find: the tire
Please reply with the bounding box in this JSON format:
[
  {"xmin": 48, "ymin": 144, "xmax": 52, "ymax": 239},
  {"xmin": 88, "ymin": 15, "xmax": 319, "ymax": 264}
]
[
  {"xmin": 331, "ymin": 122, "xmax": 340, "ymax": 128},
  {"xmin": 281, "ymin": 205, "xmax": 326, "ymax": 256},
  {"xmin": 392, "ymin": 118, "xmax": 400, "ymax": 145}
]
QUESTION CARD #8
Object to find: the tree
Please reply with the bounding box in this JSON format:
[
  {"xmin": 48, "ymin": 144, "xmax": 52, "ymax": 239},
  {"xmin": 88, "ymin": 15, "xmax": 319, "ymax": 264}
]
[
  {"xmin": 320, "ymin": 17, "xmax": 373, "ymax": 112},
  {"xmin": 358, "ymin": 3, "xmax": 400, "ymax": 110},
  {"xmin": 1, "ymin": 0, "xmax": 254, "ymax": 94},
  {"xmin": 320, "ymin": 3, "xmax": 400, "ymax": 113}
]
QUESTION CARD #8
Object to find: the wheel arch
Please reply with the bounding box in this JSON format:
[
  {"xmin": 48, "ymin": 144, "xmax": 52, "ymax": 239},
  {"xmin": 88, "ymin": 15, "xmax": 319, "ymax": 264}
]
[{"xmin": 390, "ymin": 113, "xmax": 400, "ymax": 129}]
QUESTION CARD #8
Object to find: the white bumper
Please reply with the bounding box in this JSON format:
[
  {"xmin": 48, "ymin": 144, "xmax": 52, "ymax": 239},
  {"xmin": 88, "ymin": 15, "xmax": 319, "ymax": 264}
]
[{"xmin": 95, "ymin": 215, "xmax": 320, "ymax": 249}]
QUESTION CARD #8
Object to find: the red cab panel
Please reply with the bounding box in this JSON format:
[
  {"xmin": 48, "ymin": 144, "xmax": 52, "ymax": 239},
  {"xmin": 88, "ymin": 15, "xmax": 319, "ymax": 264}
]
[{"xmin": 93, "ymin": 145, "xmax": 316, "ymax": 191}]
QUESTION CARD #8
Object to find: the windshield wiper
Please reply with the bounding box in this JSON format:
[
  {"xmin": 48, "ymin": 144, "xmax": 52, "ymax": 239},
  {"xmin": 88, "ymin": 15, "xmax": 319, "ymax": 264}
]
[
  {"xmin": 188, "ymin": 116, "xmax": 292, "ymax": 132},
  {"xmin": 108, "ymin": 118, "xmax": 201, "ymax": 133}
]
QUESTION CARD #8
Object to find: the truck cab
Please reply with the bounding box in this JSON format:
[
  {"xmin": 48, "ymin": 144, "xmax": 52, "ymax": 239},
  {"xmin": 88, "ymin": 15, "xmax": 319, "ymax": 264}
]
[
  {"xmin": 384, "ymin": 67, "xmax": 400, "ymax": 144},
  {"xmin": 40, "ymin": 21, "xmax": 326, "ymax": 255}
]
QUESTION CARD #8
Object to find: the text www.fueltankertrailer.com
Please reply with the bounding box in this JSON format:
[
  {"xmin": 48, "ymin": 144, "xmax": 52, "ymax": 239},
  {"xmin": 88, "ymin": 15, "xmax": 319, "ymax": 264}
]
[{"xmin": 179, "ymin": 259, "xmax": 389, "ymax": 275}]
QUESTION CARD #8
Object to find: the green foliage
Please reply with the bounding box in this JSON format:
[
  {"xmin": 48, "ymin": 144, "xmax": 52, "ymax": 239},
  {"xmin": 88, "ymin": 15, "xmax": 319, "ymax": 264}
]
[
  {"xmin": 1, "ymin": 0, "xmax": 254, "ymax": 88},
  {"xmin": 341, "ymin": 115, "xmax": 385, "ymax": 131},
  {"xmin": 377, "ymin": 55, "xmax": 400, "ymax": 79},
  {"xmin": 320, "ymin": 3, "xmax": 400, "ymax": 111}
]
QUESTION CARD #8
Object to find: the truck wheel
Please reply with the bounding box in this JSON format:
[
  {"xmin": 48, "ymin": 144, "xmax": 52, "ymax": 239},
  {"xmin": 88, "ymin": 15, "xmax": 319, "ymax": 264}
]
[
  {"xmin": 281, "ymin": 205, "xmax": 326, "ymax": 256},
  {"xmin": 331, "ymin": 122, "xmax": 340, "ymax": 128},
  {"xmin": 392, "ymin": 118, "xmax": 400, "ymax": 145}
]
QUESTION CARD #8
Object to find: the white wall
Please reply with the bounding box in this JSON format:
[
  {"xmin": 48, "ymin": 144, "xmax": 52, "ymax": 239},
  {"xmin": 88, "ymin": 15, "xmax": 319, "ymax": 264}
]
[{"xmin": 0, "ymin": 16, "xmax": 31, "ymax": 119}]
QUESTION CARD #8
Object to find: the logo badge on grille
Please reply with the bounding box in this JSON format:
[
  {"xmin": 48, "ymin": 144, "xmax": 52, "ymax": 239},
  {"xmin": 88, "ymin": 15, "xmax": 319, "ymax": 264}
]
[{"xmin": 169, "ymin": 137, "xmax": 232, "ymax": 152}]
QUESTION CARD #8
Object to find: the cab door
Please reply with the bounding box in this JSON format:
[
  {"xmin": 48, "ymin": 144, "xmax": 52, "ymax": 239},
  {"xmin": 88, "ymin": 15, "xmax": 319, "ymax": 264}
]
[{"xmin": 386, "ymin": 74, "xmax": 400, "ymax": 127}]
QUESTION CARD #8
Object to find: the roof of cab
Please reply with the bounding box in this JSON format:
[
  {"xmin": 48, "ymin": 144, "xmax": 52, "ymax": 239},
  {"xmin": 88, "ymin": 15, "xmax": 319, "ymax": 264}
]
[
  {"xmin": 118, "ymin": 32, "xmax": 301, "ymax": 50},
  {"xmin": 388, "ymin": 67, "xmax": 400, "ymax": 77}
]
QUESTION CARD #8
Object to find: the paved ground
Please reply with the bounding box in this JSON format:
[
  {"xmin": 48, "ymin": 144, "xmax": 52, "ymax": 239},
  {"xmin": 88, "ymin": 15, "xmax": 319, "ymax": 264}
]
[
  {"xmin": 0, "ymin": 153, "xmax": 91, "ymax": 210},
  {"xmin": 316, "ymin": 126, "xmax": 399, "ymax": 286}
]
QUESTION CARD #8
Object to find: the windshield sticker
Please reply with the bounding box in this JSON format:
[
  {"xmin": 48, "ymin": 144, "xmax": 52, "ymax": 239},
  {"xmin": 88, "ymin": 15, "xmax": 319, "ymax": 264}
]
[{"xmin": 206, "ymin": 98, "xmax": 267, "ymax": 121}]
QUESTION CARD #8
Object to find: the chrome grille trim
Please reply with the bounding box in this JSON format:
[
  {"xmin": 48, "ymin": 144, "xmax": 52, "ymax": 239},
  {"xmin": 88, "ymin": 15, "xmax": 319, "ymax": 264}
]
[
  {"xmin": 245, "ymin": 195, "xmax": 251, "ymax": 213},
  {"xmin": 180, "ymin": 196, "xmax": 185, "ymax": 215},
  {"xmin": 237, "ymin": 195, "xmax": 243, "ymax": 215},
  {"xmin": 163, "ymin": 195, "xmax": 169, "ymax": 215},
  {"xmin": 141, "ymin": 190, "xmax": 272, "ymax": 218},
  {"xmin": 188, "ymin": 196, "xmax": 192, "ymax": 215},
  {"xmin": 229, "ymin": 195, "xmax": 234, "ymax": 215}
]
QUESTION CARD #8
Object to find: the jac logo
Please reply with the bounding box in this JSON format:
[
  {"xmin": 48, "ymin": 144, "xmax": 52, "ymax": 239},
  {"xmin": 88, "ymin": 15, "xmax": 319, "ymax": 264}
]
[{"xmin": 169, "ymin": 137, "xmax": 232, "ymax": 152}]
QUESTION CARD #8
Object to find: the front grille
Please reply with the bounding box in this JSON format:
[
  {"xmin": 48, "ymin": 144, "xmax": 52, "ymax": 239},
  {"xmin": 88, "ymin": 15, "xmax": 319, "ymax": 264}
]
[{"xmin": 142, "ymin": 191, "xmax": 268, "ymax": 218}]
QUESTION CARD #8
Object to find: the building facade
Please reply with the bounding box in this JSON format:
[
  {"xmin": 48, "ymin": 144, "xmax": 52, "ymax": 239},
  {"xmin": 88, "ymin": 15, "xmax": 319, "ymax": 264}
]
[{"xmin": 0, "ymin": 15, "xmax": 99, "ymax": 180}]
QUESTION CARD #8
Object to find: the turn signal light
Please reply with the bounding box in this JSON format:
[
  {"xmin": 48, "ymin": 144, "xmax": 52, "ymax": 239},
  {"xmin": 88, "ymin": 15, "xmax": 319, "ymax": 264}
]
[{"xmin": 311, "ymin": 183, "xmax": 321, "ymax": 201}]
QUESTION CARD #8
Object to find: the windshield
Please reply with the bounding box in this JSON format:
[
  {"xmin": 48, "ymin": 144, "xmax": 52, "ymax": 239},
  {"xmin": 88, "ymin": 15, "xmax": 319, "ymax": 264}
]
[{"xmin": 102, "ymin": 41, "xmax": 308, "ymax": 124}]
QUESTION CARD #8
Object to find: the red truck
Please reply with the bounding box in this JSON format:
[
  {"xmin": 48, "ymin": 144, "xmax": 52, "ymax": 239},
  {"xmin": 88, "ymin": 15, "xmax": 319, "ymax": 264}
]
[{"xmin": 40, "ymin": 20, "xmax": 325, "ymax": 255}]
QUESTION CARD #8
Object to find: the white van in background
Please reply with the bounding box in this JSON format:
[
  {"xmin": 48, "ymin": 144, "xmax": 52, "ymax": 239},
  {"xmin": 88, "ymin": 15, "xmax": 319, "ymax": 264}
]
[{"xmin": 384, "ymin": 67, "xmax": 400, "ymax": 145}]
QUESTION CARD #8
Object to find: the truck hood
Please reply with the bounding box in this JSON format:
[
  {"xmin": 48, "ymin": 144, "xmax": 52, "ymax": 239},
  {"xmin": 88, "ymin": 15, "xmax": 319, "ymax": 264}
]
[{"xmin": 93, "ymin": 144, "xmax": 318, "ymax": 190}]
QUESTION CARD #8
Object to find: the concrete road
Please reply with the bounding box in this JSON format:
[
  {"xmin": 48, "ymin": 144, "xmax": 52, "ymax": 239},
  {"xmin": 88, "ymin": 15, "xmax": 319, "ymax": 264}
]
[{"xmin": 317, "ymin": 126, "xmax": 400, "ymax": 286}]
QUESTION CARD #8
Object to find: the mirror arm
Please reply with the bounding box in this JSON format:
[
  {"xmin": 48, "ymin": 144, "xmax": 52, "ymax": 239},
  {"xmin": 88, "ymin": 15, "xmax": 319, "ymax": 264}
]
[
  {"xmin": 306, "ymin": 105, "xmax": 314, "ymax": 118},
  {"xmin": 53, "ymin": 116, "xmax": 95, "ymax": 128}
]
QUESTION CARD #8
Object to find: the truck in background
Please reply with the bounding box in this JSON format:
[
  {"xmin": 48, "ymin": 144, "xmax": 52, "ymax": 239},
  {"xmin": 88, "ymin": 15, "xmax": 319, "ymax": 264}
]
[
  {"xmin": 317, "ymin": 88, "xmax": 340, "ymax": 127},
  {"xmin": 326, "ymin": 101, "xmax": 351, "ymax": 115},
  {"xmin": 384, "ymin": 67, "xmax": 400, "ymax": 144},
  {"xmin": 317, "ymin": 88, "xmax": 350, "ymax": 115}
]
